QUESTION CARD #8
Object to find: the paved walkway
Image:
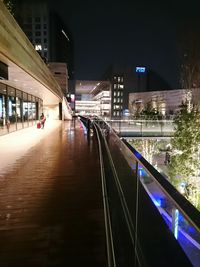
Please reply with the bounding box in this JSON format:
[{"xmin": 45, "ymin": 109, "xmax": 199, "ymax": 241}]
[{"xmin": 0, "ymin": 119, "xmax": 106, "ymax": 267}]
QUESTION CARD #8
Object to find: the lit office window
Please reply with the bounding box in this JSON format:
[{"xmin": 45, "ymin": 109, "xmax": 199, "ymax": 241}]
[
  {"xmin": 35, "ymin": 44, "xmax": 42, "ymax": 51},
  {"xmin": 114, "ymin": 98, "xmax": 116, "ymax": 103},
  {"xmin": 114, "ymin": 84, "xmax": 117, "ymax": 89},
  {"xmin": 118, "ymin": 77, "xmax": 120, "ymax": 82},
  {"xmin": 118, "ymin": 92, "xmax": 120, "ymax": 96},
  {"xmin": 114, "ymin": 92, "xmax": 116, "ymax": 96},
  {"xmin": 121, "ymin": 77, "xmax": 124, "ymax": 82},
  {"xmin": 119, "ymin": 84, "xmax": 124, "ymax": 89},
  {"xmin": 114, "ymin": 76, "xmax": 116, "ymax": 80}
]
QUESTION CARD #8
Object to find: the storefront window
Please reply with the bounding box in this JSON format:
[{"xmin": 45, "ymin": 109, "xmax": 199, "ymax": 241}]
[
  {"xmin": 0, "ymin": 82, "xmax": 41, "ymax": 135},
  {"xmin": 23, "ymin": 92, "xmax": 28, "ymax": 128},
  {"xmin": 16, "ymin": 90, "xmax": 23, "ymax": 130},
  {"xmin": 32, "ymin": 96, "xmax": 36, "ymax": 121},
  {"xmin": 7, "ymin": 87, "xmax": 16, "ymax": 133},
  {"xmin": 28, "ymin": 94, "xmax": 33, "ymax": 125}
]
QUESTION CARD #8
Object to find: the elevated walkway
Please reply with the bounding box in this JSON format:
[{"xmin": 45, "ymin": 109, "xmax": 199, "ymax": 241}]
[
  {"xmin": 0, "ymin": 117, "xmax": 199, "ymax": 266},
  {"xmin": 0, "ymin": 119, "xmax": 106, "ymax": 266}
]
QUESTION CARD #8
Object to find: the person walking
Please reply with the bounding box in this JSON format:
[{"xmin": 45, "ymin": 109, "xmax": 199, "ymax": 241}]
[{"xmin": 40, "ymin": 113, "xmax": 46, "ymax": 129}]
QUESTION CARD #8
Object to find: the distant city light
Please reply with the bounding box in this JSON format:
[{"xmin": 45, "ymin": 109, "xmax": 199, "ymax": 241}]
[
  {"xmin": 35, "ymin": 44, "xmax": 42, "ymax": 51},
  {"xmin": 136, "ymin": 67, "xmax": 146, "ymax": 73}
]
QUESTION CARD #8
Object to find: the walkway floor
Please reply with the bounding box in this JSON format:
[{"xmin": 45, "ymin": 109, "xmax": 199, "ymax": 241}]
[{"xmin": 0, "ymin": 119, "xmax": 106, "ymax": 267}]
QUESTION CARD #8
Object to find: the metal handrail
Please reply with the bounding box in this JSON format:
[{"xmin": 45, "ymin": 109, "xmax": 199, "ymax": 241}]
[
  {"xmin": 98, "ymin": 124, "xmax": 145, "ymax": 267},
  {"xmin": 92, "ymin": 122, "xmax": 116, "ymax": 267}
]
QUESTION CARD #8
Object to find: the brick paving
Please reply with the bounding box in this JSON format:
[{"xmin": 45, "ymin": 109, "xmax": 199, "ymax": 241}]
[{"xmin": 0, "ymin": 120, "xmax": 106, "ymax": 267}]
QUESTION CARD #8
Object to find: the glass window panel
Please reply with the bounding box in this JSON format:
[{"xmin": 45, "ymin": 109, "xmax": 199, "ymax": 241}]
[
  {"xmin": 7, "ymin": 86, "xmax": 15, "ymax": 97},
  {"xmin": 16, "ymin": 90, "xmax": 22, "ymax": 98},
  {"xmin": 0, "ymin": 94, "xmax": 6, "ymax": 134},
  {"xmin": 23, "ymin": 92, "xmax": 28, "ymax": 101}
]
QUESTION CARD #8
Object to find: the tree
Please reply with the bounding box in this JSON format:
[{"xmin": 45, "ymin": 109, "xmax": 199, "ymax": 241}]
[{"xmin": 169, "ymin": 104, "xmax": 200, "ymax": 208}]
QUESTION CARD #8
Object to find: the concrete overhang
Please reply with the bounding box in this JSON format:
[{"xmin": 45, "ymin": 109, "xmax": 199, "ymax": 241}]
[
  {"xmin": 76, "ymin": 80, "xmax": 111, "ymax": 95},
  {"xmin": 0, "ymin": 2, "xmax": 63, "ymax": 105}
]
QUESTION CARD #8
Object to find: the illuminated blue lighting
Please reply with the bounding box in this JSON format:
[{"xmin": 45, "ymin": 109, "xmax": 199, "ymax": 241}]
[
  {"xmin": 136, "ymin": 67, "xmax": 146, "ymax": 73},
  {"xmin": 139, "ymin": 169, "xmax": 143, "ymax": 176},
  {"xmin": 153, "ymin": 198, "xmax": 162, "ymax": 207},
  {"xmin": 134, "ymin": 150, "xmax": 142, "ymax": 159}
]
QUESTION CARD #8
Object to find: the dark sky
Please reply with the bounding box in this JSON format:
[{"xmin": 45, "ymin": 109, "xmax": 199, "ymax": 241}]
[{"xmin": 52, "ymin": 0, "xmax": 200, "ymax": 88}]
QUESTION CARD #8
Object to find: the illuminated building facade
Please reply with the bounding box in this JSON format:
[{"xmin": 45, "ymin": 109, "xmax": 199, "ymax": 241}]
[
  {"xmin": 129, "ymin": 88, "xmax": 200, "ymax": 117},
  {"xmin": 75, "ymin": 80, "xmax": 111, "ymax": 117}
]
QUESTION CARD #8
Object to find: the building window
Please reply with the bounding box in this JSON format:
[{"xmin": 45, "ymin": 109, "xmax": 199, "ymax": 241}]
[
  {"xmin": 35, "ymin": 38, "xmax": 41, "ymax": 44},
  {"xmin": 27, "ymin": 17, "xmax": 32, "ymax": 23},
  {"xmin": 35, "ymin": 24, "xmax": 41, "ymax": 30},
  {"xmin": 35, "ymin": 17, "xmax": 40, "ymax": 23},
  {"xmin": 114, "ymin": 84, "xmax": 117, "ymax": 89},
  {"xmin": 26, "ymin": 31, "xmax": 32, "ymax": 36},
  {"xmin": 35, "ymin": 31, "xmax": 41, "ymax": 36},
  {"xmin": 119, "ymin": 84, "xmax": 124, "ymax": 89},
  {"xmin": 118, "ymin": 77, "xmax": 120, "ymax": 82},
  {"xmin": 35, "ymin": 44, "xmax": 42, "ymax": 51},
  {"xmin": 43, "ymin": 24, "xmax": 47, "ymax": 29}
]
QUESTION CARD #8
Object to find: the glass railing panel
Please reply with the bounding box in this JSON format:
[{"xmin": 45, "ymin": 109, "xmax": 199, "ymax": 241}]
[
  {"xmin": 88, "ymin": 118, "xmax": 198, "ymax": 266},
  {"xmin": 119, "ymin": 139, "xmax": 200, "ymax": 267}
]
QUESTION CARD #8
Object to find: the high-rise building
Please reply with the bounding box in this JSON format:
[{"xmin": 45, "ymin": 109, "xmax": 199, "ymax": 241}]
[
  {"xmin": 104, "ymin": 64, "xmax": 172, "ymax": 118},
  {"xmin": 14, "ymin": 0, "xmax": 74, "ymax": 80}
]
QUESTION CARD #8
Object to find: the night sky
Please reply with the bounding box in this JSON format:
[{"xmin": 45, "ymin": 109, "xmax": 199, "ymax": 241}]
[{"xmin": 52, "ymin": 0, "xmax": 200, "ymax": 88}]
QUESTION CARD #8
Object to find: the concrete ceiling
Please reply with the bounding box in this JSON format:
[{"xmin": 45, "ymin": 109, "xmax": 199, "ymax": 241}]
[{"xmin": 75, "ymin": 80, "xmax": 110, "ymax": 95}]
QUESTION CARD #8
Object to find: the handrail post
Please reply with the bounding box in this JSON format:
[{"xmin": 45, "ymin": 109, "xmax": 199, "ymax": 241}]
[{"xmin": 172, "ymin": 208, "xmax": 179, "ymax": 239}]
